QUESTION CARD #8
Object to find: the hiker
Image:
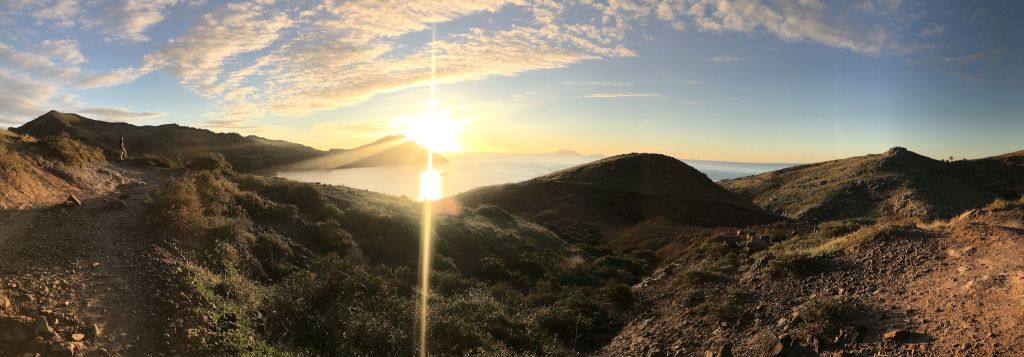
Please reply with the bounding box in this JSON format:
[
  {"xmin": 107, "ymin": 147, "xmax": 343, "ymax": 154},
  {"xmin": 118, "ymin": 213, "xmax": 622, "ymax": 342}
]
[{"xmin": 119, "ymin": 136, "xmax": 127, "ymax": 161}]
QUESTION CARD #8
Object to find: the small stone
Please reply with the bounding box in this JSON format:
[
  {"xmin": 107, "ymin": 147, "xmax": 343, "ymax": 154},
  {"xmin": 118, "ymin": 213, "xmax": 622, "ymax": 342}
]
[
  {"xmin": 87, "ymin": 323, "xmax": 103, "ymax": 338},
  {"xmin": 883, "ymin": 329, "xmax": 916, "ymax": 342},
  {"xmin": 66, "ymin": 195, "xmax": 82, "ymax": 207},
  {"xmin": 71, "ymin": 333, "xmax": 85, "ymax": 341}
]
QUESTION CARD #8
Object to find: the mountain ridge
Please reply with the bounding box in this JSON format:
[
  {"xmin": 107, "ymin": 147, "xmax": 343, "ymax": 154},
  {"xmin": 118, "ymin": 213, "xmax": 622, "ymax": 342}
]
[
  {"xmin": 12, "ymin": 110, "xmax": 446, "ymax": 172},
  {"xmin": 721, "ymin": 146, "xmax": 1024, "ymax": 221}
]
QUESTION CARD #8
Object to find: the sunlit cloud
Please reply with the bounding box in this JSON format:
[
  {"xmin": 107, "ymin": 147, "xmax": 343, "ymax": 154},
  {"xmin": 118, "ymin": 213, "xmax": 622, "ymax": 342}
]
[{"xmin": 76, "ymin": 107, "xmax": 166, "ymax": 121}]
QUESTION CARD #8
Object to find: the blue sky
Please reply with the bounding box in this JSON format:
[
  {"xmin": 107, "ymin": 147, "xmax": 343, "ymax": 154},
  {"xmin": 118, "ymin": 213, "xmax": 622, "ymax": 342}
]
[{"xmin": 0, "ymin": 0, "xmax": 1021, "ymax": 162}]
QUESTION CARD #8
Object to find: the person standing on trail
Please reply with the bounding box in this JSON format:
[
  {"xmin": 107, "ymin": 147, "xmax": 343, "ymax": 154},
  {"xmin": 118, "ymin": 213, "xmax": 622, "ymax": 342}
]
[{"xmin": 119, "ymin": 136, "xmax": 127, "ymax": 161}]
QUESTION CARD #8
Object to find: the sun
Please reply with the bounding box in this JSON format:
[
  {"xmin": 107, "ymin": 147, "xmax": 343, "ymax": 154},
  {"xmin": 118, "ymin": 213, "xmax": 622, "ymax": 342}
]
[{"xmin": 403, "ymin": 109, "xmax": 460, "ymax": 153}]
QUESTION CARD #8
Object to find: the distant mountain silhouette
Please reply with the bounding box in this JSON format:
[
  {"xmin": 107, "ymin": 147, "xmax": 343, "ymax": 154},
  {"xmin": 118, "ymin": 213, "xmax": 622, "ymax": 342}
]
[
  {"xmin": 721, "ymin": 147, "xmax": 1024, "ymax": 221},
  {"xmin": 329, "ymin": 135, "xmax": 448, "ymax": 169},
  {"xmin": 457, "ymin": 153, "xmax": 780, "ymax": 241},
  {"xmin": 13, "ymin": 111, "xmax": 446, "ymax": 172}
]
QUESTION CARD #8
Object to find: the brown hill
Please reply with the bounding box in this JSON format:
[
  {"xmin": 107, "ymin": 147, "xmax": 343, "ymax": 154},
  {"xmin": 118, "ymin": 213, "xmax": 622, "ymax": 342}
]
[
  {"xmin": 0, "ymin": 128, "xmax": 128, "ymax": 209},
  {"xmin": 457, "ymin": 153, "xmax": 780, "ymax": 241},
  {"xmin": 721, "ymin": 147, "xmax": 1024, "ymax": 221},
  {"xmin": 13, "ymin": 111, "xmax": 446, "ymax": 172}
]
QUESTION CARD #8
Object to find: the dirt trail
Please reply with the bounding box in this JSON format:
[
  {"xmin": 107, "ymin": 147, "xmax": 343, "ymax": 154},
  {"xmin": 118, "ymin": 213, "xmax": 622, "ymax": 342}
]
[{"xmin": 0, "ymin": 164, "xmax": 181, "ymax": 356}]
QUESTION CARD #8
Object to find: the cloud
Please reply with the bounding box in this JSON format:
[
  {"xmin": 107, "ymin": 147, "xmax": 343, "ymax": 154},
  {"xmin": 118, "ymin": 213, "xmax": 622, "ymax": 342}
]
[
  {"xmin": 0, "ymin": 71, "xmax": 59, "ymax": 123},
  {"xmin": 19, "ymin": 0, "xmax": 178, "ymax": 42},
  {"xmin": 143, "ymin": 2, "xmax": 293, "ymax": 93},
  {"xmin": 706, "ymin": 55, "xmax": 743, "ymax": 63},
  {"xmin": 38, "ymin": 39, "xmax": 85, "ymax": 64},
  {"xmin": 0, "ymin": 41, "xmax": 150, "ymax": 89},
  {"xmin": 680, "ymin": 79, "xmax": 700, "ymax": 84},
  {"xmin": 584, "ymin": 92, "xmax": 661, "ymax": 98},
  {"xmin": 76, "ymin": 107, "xmax": 166, "ymax": 121},
  {"xmin": 919, "ymin": 23, "xmax": 945, "ymax": 37},
  {"xmin": 654, "ymin": 0, "xmax": 898, "ymax": 55},
  {"xmin": 155, "ymin": 1, "xmax": 639, "ymax": 124}
]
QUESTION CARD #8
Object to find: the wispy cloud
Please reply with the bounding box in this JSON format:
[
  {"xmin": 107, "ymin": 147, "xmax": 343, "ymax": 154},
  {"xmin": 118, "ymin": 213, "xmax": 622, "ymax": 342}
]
[
  {"xmin": 584, "ymin": 92, "xmax": 661, "ymax": 98},
  {"xmin": 674, "ymin": 99, "xmax": 707, "ymax": 105},
  {"xmin": 706, "ymin": 55, "xmax": 743, "ymax": 63},
  {"xmin": 919, "ymin": 23, "xmax": 945, "ymax": 37},
  {"xmin": 76, "ymin": 107, "xmax": 166, "ymax": 121}
]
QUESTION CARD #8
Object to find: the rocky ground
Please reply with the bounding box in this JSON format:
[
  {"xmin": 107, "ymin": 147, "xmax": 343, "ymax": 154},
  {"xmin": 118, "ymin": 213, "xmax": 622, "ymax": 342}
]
[
  {"xmin": 600, "ymin": 205, "xmax": 1024, "ymax": 356},
  {"xmin": 0, "ymin": 164, "xmax": 187, "ymax": 357}
]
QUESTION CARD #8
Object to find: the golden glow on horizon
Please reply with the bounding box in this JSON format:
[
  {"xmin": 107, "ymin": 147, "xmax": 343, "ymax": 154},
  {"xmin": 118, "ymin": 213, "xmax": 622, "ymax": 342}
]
[{"xmin": 402, "ymin": 109, "xmax": 461, "ymax": 153}]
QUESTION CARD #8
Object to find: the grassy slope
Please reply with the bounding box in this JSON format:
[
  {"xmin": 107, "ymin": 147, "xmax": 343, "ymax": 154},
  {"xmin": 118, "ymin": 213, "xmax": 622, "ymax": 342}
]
[
  {"xmin": 147, "ymin": 170, "xmax": 658, "ymax": 356},
  {"xmin": 721, "ymin": 147, "xmax": 1024, "ymax": 221}
]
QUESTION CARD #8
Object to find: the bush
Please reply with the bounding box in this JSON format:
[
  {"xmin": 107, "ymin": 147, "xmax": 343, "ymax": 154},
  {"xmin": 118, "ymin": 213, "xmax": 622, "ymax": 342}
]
[
  {"xmin": 764, "ymin": 253, "xmax": 823, "ymax": 278},
  {"xmin": 791, "ymin": 296, "xmax": 861, "ymax": 342},
  {"xmin": 187, "ymin": 153, "xmax": 233, "ymax": 173},
  {"xmin": 127, "ymin": 153, "xmax": 178, "ymax": 168},
  {"xmin": 39, "ymin": 133, "xmax": 104, "ymax": 165},
  {"xmin": 192, "ymin": 171, "xmax": 240, "ymax": 216},
  {"xmin": 148, "ymin": 176, "xmax": 205, "ymax": 239}
]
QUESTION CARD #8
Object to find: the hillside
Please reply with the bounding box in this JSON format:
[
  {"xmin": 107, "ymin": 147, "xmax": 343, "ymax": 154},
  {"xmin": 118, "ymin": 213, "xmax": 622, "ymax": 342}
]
[
  {"xmin": 458, "ymin": 153, "xmax": 781, "ymax": 242},
  {"xmin": 600, "ymin": 199, "xmax": 1024, "ymax": 356},
  {"xmin": 0, "ymin": 129, "xmax": 654, "ymax": 356},
  {"xmin": 721, "ymin": 147, "xmax": 1024, "ymax": 221},
  {"xmin": 0, "ymin": 127, "xmax": 128, "ymax": 209},
  {"xmin": 12, "ymin": 111, "xmax": 446, "ymax": 172}
]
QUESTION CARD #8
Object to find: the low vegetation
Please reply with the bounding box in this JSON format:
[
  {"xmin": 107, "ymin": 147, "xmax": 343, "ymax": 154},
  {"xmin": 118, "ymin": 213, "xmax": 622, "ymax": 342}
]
[
  {"xmin": 146, "ymin": 170, "xmax": 656, "ymax": 355},
  {"xmin": 0, "ymin": 143, "xmax": 29, "ymax": 179},
  {"xmin": 985, "ymin": 196, "xmax": 1024, "ymax": 210},
  {"xmin": 38, "ymin": 133, "xmax": 105, "ymax": 165},
  {"xmin": 790, "ymin": 296, "xmax": 864, "ymax": 344}
]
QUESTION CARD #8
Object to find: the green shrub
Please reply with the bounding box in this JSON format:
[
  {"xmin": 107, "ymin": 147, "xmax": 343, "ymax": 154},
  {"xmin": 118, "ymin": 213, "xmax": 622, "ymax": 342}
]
[{"xmin": 39, "ymin": 133, "xmax": 104, "ymax": 165}]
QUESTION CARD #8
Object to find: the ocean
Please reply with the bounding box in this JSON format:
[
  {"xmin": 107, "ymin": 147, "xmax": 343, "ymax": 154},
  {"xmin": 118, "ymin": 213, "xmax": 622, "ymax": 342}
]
[{"xmin": 276, "ymin": 153, "xmax": 795, "ymax": 199}]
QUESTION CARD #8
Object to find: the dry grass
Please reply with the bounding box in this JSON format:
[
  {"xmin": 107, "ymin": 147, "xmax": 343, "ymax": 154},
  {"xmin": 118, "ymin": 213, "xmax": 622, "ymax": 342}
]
[
  {"xmin": 0, "ymin": 143, "xmax": 30, "ymax": 179},
  {"xmin": 985, "ymin": 196, "xmax": 1024, "ymax": 211}
]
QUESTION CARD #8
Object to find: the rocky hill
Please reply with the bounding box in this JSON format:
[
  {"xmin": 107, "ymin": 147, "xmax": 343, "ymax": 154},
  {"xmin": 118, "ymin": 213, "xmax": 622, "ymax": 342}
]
[
  {"xmin": 12, "ymin": 111, "xmax": 445, "ymax": 172},
  {"xmin": 458, "ymin": 153, "xmax": 781, "ymax": 242},
  {"xmin": 721, "ymin": 147, "xmax": 1024, "ymax": 222}
]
